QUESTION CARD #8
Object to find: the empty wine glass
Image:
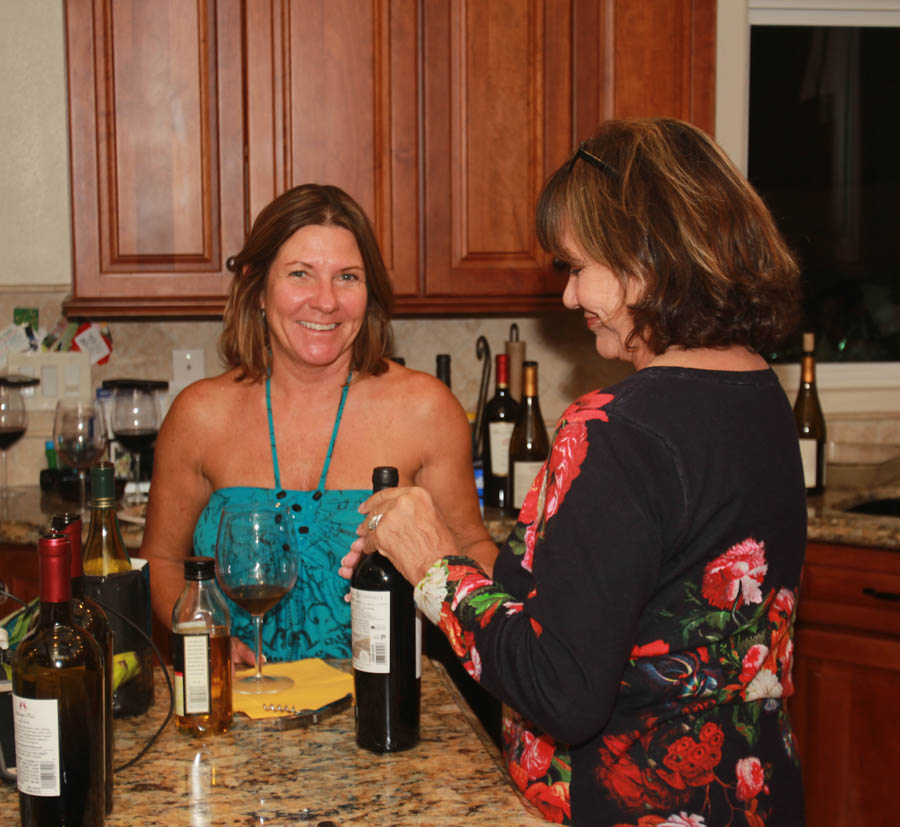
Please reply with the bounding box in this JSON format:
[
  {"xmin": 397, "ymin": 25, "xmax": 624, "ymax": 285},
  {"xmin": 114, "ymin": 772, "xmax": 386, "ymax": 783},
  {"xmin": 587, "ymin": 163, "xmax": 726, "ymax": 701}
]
[
  {"xmin": 111, "ymin": 384, "xmax": 161, "ymax": 506},
  {"xmin": 215, "ymin": 507, "xmax": 299, "ymax": 694},
  {"xmin": 53, "ymin": 400, "xmax": 108, "ymax": 514},
  {"xmin": 0, "ymin": 376, "xmax": 38, "ymax": 505}
]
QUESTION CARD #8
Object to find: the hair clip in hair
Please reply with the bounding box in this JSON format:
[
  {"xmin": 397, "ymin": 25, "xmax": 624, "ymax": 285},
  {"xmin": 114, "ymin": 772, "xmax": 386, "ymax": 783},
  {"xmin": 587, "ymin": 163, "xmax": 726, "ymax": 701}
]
[{"xmin": 567, "ymin": 142, "xmax": 618, "ymax": 177}]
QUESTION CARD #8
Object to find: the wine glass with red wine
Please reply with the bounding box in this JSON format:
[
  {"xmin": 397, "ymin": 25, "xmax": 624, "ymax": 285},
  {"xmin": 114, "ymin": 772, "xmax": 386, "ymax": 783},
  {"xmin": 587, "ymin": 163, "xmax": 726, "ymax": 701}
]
[
  {"xmin": 0, "ymin": 376, "xmax": 36, "ymax": 503},
  {"xmin": 111, "ymin": 385, "xmax": 160, "ymax": 506},
  {"xmin": 53, "ymin": 400, "xmax": 108, "ymax": 515},
  {"xmin": 215, "ymin": 507, "xmax": 299, "ymax": 694}
]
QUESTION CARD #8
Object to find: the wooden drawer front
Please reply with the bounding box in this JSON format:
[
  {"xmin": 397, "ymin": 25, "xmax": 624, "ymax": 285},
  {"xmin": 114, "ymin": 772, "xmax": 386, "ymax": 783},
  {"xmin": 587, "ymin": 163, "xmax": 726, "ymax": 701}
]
[{"xmin": 799, "ymin": 562, "xmax": 900, "ymax": 636}]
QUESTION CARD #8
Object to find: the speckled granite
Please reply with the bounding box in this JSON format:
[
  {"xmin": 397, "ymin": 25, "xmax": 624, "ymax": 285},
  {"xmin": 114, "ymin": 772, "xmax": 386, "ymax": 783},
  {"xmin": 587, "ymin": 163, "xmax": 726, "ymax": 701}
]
[
  {"xmin": 0, "ymin": 659, "xmax": 546, "ymax": 825},
  {"xmin": 0, "ymin": 486, "xmax": 144, "ymax": 549}
]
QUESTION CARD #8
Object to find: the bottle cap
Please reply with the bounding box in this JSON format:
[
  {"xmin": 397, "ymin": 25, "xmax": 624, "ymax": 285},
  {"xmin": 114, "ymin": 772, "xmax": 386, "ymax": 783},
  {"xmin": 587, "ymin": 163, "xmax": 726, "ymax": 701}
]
[
  {"xmin": 50, "ymin": 512, "xmax": 81, "ymax": 530},
  {"xmin": 184, "ymin": 556, "xmax": 217, "ymax": 581},
  {"xmin": 802, "ymin": 332, "xmax": 815, "ymax": 352},
  {"xmin": 90, "ymin": 461, "xmax": 116, "ymax": 501},
  {"xmin": 372, "ymin": 466, "xmax": 399, "ymax": 491}
]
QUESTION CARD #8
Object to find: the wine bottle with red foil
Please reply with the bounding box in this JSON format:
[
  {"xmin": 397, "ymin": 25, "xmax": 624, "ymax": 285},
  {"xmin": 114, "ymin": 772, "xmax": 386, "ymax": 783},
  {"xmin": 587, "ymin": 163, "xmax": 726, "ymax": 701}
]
[
  {"xmin": 51, "ymin": 512, "xmax": 115, "ymax": 814},
  {"xmin": 483, "ymin": 354, "xmax": 521, "ymax": 511},
  {"xmin": 12, "ymin": 532, "xmax": 105, "ymax": 826},
  {"xmin": 794, "ymin": 332, "xmax": 827, "ymax": 495},
  {"xmin": 509, "ymin": 361, "xmax": 550, "ymax": 513},
  {"xmin": 351, "ymin": 466, "xmax": 420, "ymax": 752}
]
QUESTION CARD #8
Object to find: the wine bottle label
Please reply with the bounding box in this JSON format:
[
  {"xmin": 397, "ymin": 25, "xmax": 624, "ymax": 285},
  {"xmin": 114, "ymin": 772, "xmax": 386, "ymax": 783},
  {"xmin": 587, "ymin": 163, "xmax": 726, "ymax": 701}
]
[
  {"xmin": 173, "ymin": 632, "xmax": 211, "ymax": 716},
  {"xmin": 488, "ymin": 422, "xmax": 515, "ymax": 476},
  {"xmin": 513, "ymin": 461, "xmax": 544, "ymax": 509},
  {"xmin": 12, "ymin": 695, "xmax": 60, "ymax": 796},
  {"xmin": 798, "ymin": 437, "xmax": 818, "ymax": 488},
  {"xmin": 350, "ymin": 588, "xmax": 391, "ymax": 673}
]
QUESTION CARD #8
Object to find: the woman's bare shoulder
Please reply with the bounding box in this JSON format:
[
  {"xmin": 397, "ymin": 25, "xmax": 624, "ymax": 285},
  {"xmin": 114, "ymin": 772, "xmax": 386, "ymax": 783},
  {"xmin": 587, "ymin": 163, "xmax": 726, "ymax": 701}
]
[
  {"xmin": 362, "ymin": 362, "xmax": 464, "ymax": 418},
  {"xmin": 163, "ymin": 369, "xmax": 259, "ymax": 436}
]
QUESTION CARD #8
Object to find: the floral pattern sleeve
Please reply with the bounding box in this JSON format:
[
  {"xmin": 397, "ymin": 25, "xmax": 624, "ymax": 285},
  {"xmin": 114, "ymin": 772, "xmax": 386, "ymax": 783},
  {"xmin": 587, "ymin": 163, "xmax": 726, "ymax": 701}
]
[{"xmin": 415, "ymin": 373, "xmax": 807, "ymax": 826}]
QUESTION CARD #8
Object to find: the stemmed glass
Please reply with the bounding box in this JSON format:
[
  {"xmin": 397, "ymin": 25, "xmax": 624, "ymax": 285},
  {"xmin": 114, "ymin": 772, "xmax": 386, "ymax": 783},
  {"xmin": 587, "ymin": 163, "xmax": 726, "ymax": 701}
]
[
  {"xmin": 215, "ymin": 507, "xmax": 299, "ymax": 694},
  {"xmin": 53, "ymin": 400, "xmax": 108, "ymax": 514},
  {"xmin": 111, "ymin": 385, "xmax": 160, "ymax": 506},
  {"xmin": 0, "ymin": 376, "xmax": 37, "ymax": 505}
]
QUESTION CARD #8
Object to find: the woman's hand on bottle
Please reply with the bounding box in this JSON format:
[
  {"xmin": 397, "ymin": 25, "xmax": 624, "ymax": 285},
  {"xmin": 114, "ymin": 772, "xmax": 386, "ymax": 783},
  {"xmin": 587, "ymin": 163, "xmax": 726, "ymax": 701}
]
[{"xmin": 350, "ymin": 486, "xmax": 458, "ymax": 587}]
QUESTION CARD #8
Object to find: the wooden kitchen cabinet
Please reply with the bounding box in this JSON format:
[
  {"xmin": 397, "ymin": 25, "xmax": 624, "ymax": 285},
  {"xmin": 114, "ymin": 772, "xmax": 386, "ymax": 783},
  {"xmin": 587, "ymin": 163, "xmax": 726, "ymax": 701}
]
[
  {"xmin": 789, "ymin": 542, "xmax": 900, "ymax": 827},
  {"xmin": 63, "ymin": 0, "xmax": 715, "ymax": 318}
]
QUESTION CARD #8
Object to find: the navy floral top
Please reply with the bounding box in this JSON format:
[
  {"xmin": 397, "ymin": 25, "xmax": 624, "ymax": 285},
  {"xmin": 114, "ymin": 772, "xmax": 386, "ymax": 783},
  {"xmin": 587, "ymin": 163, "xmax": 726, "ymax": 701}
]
[{"xmin": 415, "ymin": 367, "xmax": 807, "ymax": 825}]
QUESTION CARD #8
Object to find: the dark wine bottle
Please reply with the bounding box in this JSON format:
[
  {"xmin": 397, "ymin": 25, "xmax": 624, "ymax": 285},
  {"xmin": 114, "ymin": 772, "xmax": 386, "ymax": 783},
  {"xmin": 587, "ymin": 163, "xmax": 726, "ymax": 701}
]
[
  {"xmin": 509, "ymin": 360, "xmax": 550, "ymax": 513},
  {"xmin": 483, "ymin": 354, "xmax": 521, "ymax": 511},
  {"xmin": 12, "ymin": 532, "xmax": 105, "ymax": 826},
  {"xmin": 51, "ymin": 512, "xmax": 115, "ymax": 815},
  {"xmin": 435, "ymin": 354, "xmax": 451, "ymax": 388},
  {"xmin": 794, "ymin": 332, "xmax": 827, "ymax": 496},
  {"xmin": 351, "ymin": 466, "xmax": 420, "ymax": 752}
]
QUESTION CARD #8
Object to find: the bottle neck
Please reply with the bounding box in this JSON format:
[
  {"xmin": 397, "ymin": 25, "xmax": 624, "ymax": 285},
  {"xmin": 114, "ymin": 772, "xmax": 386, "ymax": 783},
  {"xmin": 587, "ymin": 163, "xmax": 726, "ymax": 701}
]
[
  {"xmin": 39, "ymin": 548, "xmax": 73, "ymax": 608},
  {"xmin": 522, "ymin": 368, "xmax": 538, "ymax": 398},
  {"xmin": 801, "ymin": 352, "xmax": 816, "ymax": 385}
]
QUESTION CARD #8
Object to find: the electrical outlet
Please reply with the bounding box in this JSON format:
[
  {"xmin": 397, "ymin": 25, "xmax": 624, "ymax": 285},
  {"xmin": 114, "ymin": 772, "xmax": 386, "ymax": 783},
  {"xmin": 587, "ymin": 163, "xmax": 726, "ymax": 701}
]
[{"xmin": 172, "ymin": 349, "xmax": 205, "ymax": 390}]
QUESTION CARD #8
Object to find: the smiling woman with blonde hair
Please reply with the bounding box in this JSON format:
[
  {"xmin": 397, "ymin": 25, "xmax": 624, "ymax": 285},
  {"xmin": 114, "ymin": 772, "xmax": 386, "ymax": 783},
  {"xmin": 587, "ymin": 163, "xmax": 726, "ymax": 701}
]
[{"xmin": 343, "ymin": 120, "xmax": 807, "ymax": 824}]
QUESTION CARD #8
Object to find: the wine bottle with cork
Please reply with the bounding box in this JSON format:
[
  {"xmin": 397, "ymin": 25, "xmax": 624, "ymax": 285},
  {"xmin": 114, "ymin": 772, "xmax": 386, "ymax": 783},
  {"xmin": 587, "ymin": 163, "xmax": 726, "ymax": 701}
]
[
  {"xmin": 794, "ymin": 332, "xmax": 827, "ymax": 495},
  {"xmin": 509, "ymin": 360, "xmax": 550, "ymax": 513}
]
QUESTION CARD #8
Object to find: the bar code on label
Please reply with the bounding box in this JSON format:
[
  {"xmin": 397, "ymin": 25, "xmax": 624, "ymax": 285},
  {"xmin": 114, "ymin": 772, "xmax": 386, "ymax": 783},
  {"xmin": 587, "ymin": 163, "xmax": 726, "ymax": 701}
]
[{"xmin": 372, "ymin": 641, "xmax": 387, "ymax": 664}]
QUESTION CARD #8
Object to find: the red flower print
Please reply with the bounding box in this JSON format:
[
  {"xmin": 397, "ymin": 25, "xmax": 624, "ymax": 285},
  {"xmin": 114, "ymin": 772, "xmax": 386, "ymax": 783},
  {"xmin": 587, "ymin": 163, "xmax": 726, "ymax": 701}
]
[
  {"xmin": 463, "ymin": 642, "xmax": 482, "ymax": 681},
  {"xmin": 524, "ymin": 781, "xmax": 571, "ymax": 823},
  {"xmin": 508, "ymin": 757, "xmax": 529, "ymax": 791},
  {"xmin": 597, "ymin": 731, "xmax": 683, "ymax": 812},
  {"xmin": 545, "ymin": 422, "xmax": 589, "ymax": 521},
  {"xmin": 522, "ymin": 522, "xmax": 537, "ymax": 572},
  {"xmin": 701, "ymin": 538, "xmax": 768, "ymax": 609},
  {"xmin": 660, "ymin": 734, "xmax": 721, "ymax": 789},
  {"xmin": 735, "ymin": 756, "xmax": 765, "ymax": 802},
  {"xmin": 530, "ymin": 617, "xmax": 544, "ymax": 637},
  {"xmin": 439, "ymin": 603, "xmax": 468, "ymax": 658},
  {"xmin": 565, "ymin": 390, "xmax": 614, "ymax": 424},
  {"xmin": 451, "ymin": 571, "xmax": 493, "ymax": 611},
  {"xmin": 630, "ymin": 639, "xmax": 671, "ymax": 658},
  {"xmin": 699, "ymin": 722, "xmax": 724, "ymax": 748},
  {"xmin": 768, "ymin": 587, "xmax": 795, "ymax": 622},
  {"xmin": 521, "ymin": 731, "xmax": 557, "ymax": 779},
  {"xmin": 739, "ymin": 644, "xmax": 769, "ymax": 685}
]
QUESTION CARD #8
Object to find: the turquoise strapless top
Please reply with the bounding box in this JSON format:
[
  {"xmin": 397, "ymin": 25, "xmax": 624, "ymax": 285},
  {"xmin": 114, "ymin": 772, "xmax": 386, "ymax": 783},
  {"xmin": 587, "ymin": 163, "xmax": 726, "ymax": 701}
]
[{"xmin": 192, "ymin": 374, "xmax": 368, "ymax": 660}]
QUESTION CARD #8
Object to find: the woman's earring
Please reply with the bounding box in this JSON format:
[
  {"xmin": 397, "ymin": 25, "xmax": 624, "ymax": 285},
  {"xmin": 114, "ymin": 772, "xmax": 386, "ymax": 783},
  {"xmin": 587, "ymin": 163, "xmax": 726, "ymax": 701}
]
[{"xmin": 259, "ymin": 308, "xmax": 267, "ymax": 320}]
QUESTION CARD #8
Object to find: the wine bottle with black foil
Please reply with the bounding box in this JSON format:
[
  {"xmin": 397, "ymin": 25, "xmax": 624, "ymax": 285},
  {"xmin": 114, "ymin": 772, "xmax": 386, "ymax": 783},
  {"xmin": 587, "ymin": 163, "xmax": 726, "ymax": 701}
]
[
  {"xmin": 51, "ymin": 512, "xmax": 114, "ymax": 814},
  {"xmin": 171, "ymin": 556, "xmax": 233, "ymax": 736},
  {"xmin": 83, "ymin": 461, "xmax": 132, "ymax": 576},
  {"xmin": 351, "ymin": 466, "xmax": 420, "ymax": 752},
  {"xmin": 794, "ymin": 332, "xmax": 827, "ymax": 496},
  {"xmin": 509, "ymin": 361, "xmax": 550, "ymax": 513},
  {"xmin": 484, "ymin": 354, "xmax": 521, "ymax": 511},
  {"xmin": 12, "ymin": 532, "xmax": 105, "ymax": 826}
]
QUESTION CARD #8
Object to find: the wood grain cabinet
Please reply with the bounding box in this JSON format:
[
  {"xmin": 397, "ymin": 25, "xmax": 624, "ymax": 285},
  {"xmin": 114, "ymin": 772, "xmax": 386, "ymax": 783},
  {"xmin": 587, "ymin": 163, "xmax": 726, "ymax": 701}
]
[
  {"xmin": 63, "ymin": 0, "xmax": 714, "ymax": 318},
  {"xmin": 789, "ymin": 542, "xmax": 900, "ymax": 827}
]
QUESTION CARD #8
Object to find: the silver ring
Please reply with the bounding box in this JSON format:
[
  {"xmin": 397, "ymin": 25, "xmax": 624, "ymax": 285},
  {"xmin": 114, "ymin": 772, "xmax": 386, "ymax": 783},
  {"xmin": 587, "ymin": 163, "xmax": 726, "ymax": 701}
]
[{"xmin": 367, "ymin": 513, "xmax": 383, "ymax": 532}]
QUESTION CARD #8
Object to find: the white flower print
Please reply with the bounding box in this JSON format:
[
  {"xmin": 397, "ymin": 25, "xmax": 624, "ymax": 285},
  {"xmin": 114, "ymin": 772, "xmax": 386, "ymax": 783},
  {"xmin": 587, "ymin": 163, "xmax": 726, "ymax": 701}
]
[{"xmin": 414, "ymin": 561, "xmax": 449, "ymax": 625}]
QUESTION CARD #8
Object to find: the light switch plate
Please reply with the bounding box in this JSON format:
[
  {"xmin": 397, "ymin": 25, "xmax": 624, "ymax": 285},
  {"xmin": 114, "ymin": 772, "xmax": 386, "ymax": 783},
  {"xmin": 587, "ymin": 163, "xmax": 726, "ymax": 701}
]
[
  {"xmin": 6, "ymin": 351, "xmax": 92, "ymax": 410},
  {"xmin": 172, "ymin": 349, "xmax": 205, "ymax": 391}
]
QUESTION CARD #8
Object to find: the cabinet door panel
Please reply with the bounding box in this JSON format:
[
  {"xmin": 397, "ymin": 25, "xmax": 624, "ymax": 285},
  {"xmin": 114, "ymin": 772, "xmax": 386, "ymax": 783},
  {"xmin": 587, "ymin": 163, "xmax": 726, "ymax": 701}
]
[
  {"xmin": 245, "ymin": 0, "xmax": 419, "ymax": 297},
  {"xmin": 65, "ymin": 0, "xmax": 245, "ymax": 315},
  {"xmin": 422, "ymin": 0, "xmax": 574, "ymax": 304},
  {"xmin": 791, "ymin": 626, "xmax": 900, "ymax": 827}
]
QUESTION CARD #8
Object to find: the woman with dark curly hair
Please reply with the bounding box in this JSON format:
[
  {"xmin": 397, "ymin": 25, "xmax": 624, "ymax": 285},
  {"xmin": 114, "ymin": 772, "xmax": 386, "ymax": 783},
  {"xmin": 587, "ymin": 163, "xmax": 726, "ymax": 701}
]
[
  {"xmin": 344, "ymin": 120, "xmax": 807, "ymax": 824},
  {"xmin": 143, "ymin": 184, "xmax": 494, "ymax": 664}
]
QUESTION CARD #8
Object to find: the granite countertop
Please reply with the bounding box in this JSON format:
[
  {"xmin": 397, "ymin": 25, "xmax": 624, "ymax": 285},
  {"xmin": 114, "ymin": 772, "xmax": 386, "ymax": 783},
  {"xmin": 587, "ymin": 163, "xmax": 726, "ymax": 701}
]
[
  {"xmin": 2, "ymin": 481, "xmax": 899, "ymax": 555},
  {"xmin": 0, "ymin": 659, "xmax": 546, "ymax": 826}
]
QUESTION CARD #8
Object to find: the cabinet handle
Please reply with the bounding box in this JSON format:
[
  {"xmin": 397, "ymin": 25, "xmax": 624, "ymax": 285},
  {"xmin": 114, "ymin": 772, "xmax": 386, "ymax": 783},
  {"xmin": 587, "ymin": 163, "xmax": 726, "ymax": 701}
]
[{"xmin": 862, "ymin": 587, "xmax": 900, "ymax": 602}]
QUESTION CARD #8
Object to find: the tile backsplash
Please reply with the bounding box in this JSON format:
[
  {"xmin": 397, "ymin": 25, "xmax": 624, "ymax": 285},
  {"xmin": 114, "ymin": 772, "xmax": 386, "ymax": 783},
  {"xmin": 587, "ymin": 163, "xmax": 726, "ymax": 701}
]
[{"xmin": 1, "ymin": 287, "xmax": 631, "ymax": 486}]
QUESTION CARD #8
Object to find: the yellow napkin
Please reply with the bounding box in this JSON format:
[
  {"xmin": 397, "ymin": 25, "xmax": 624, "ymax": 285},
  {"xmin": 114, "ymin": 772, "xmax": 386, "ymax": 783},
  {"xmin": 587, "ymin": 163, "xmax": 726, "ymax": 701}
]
[{"xmin": 232, "ymin": 658, "xmax": 354, "ymax": 720}]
